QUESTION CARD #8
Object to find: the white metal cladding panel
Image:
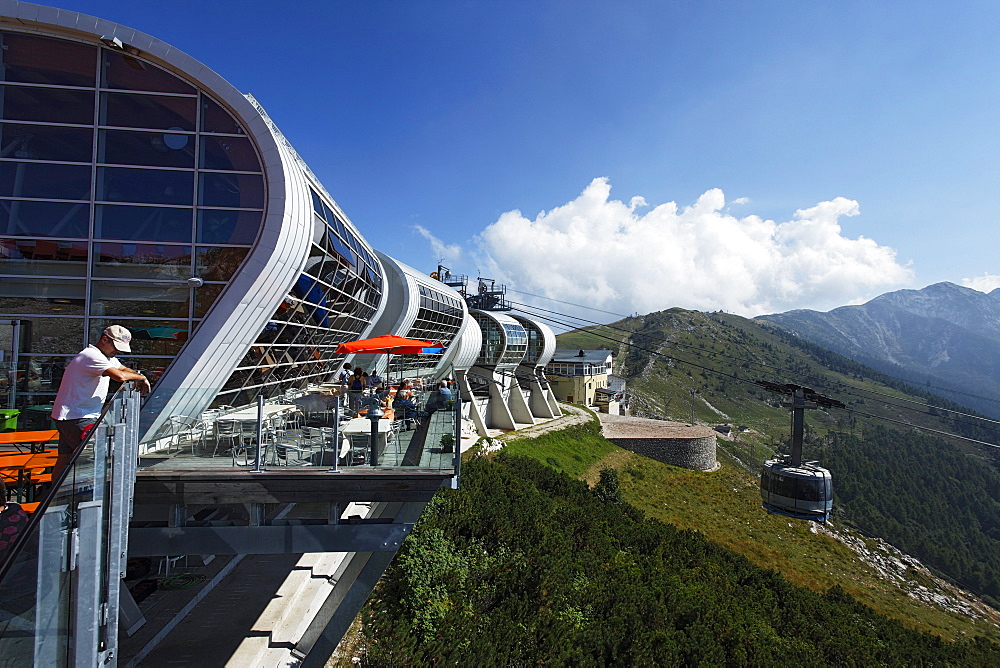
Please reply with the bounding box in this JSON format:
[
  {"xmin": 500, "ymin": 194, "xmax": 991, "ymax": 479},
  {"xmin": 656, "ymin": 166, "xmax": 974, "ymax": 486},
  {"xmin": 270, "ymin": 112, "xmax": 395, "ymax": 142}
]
[
  {"xmin": 145, "ymin": 137, "xmax": 310, "ymax": 434},
  {"xmin": 450, "ymin": 316, "xmax": 482, "ymax": 371},
  {"xmin": 365, "ymin": 251, "xmax": 409, "ymax": 337},
  {"xmin": 515, "ymin": 314, "xmax": 557, "ymax": 367},
  {"xmin": 374, "ymin": 251, "xmax": 472, "ymax": 371},
  {"xmin": 533, "ymin": 318, "xmax": 557, "ymax": 366}
]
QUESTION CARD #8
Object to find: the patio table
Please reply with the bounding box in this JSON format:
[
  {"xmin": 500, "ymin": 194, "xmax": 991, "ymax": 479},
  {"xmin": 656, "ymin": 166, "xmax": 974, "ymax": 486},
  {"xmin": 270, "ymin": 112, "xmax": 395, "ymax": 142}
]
[{"xmin": 0, "ymin": 430, "xmax": 59, "ymax": 453}]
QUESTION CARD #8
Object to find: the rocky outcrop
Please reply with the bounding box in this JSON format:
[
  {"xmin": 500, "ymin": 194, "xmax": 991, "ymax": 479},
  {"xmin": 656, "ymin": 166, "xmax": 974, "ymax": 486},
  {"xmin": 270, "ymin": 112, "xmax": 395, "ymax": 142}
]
[{"xmin": 814, "ymin": 522, "xmax": 1000, "ymax": 623}]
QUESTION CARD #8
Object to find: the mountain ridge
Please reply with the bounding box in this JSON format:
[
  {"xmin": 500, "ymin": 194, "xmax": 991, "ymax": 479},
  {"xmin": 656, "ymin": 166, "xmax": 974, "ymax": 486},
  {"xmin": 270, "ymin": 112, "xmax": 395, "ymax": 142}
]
[{"xmin": 756, "ymin": 281, "xmax": 1000, "ymax": 417}]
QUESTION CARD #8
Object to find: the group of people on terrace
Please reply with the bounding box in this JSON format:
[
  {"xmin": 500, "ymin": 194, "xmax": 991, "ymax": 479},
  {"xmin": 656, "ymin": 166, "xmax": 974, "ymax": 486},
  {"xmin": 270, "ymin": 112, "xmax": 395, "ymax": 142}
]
[{"xmin": 335, "ymin": 362, "xmax": 453, "ymax": 424}]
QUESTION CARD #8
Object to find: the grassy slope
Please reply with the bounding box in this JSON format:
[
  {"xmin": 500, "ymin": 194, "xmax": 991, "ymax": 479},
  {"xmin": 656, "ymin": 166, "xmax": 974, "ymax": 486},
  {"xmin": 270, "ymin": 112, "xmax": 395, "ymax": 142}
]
[
  {"xmin": 554, "ymin": 309, "xmax": 1000, "ymax": 597},
  {"xmin": 500, "ymin": 416, "xmax": 1000, "ymax": 642}
]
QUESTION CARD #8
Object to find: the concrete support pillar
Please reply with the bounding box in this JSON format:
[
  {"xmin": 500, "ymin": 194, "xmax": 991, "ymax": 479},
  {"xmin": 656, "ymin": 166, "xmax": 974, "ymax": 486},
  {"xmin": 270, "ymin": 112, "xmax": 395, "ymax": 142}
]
[
  {"xmin": 527, "ymin": 376, "xmax": 556, "ymax": 419},
  {"xmin": 507, "ymin": 377, "xmax": 535, "ymax": 426},
  {"xmin": 458, "ymin": 373, "xmax": 489, "ymax": 438}
]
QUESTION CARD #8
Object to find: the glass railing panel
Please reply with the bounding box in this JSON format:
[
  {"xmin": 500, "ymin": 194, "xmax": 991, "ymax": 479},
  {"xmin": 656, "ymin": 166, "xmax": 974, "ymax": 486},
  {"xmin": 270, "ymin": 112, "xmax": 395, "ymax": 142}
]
[
  {"xmin": 0, "ymin": 384, "xmax": 139, "ymax": 667},
  {"xmin": 138, "ymin": 372, "xmax": 460, "ymax": 473}
]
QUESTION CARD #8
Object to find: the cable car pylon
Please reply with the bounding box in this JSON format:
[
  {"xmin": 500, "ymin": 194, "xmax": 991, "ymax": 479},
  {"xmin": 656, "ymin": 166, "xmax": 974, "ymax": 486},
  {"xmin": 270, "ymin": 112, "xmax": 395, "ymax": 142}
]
[{"xmin": 755, "ymin": 382, "xmax": 844, "ymax": 522}]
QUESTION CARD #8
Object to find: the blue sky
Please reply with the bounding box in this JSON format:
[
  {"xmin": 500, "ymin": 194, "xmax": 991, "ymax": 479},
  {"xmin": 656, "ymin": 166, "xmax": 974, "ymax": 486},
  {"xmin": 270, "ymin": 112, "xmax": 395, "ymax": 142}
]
[{"xmin": 49, "ymin": 0, "xmax": 1000, "ymax": 319}]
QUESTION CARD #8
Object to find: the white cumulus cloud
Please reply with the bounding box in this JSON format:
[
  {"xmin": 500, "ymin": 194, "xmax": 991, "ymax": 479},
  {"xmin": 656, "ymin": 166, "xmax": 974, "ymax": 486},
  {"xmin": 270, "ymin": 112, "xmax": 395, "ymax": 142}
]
[
  {"xmin": 961, "ymin": 274, "xmax": 1000, "ymax": 293},
  {"xmin": 473, "ymin": 178, "xmax": 913, "ymax": 318},
  {"xmin": 415, "ymin": 224, "xmax": 463, "ymax": 265}
]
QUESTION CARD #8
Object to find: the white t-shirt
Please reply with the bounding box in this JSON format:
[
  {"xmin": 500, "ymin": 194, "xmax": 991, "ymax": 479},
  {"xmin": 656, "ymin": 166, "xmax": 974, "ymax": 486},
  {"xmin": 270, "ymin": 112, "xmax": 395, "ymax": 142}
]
[{"xmin": 51, "ymin": 345, "xmax": 122, "ymax": 420}]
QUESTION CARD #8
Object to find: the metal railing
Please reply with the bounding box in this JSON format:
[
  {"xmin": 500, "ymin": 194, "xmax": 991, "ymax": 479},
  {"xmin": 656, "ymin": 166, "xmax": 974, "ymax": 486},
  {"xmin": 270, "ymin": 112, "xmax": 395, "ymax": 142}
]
[
  {"xmin": 137, "ymin": 366, "xmax": 462, "ymax": 475},
  {"xmin": 0, "ymin": 382, "xmax": 142, "ymax": 667}
]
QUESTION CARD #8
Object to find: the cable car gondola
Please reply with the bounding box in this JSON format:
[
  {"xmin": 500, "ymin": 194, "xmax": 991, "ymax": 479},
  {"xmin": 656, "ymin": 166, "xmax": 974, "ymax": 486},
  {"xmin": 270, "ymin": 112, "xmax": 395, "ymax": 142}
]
[
  {"xmin": 754, "ymin": 383, "xmax": 843, "ymax": 522},
  {"xmin": 760, "ymin": 457, "xmax": 832, "ymax": 521}
]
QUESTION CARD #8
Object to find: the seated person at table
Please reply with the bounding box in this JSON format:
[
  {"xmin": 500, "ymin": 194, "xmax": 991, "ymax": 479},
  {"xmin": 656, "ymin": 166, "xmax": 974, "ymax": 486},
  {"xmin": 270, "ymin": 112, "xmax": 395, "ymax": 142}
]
[
  {"xmin": 424, "ymin": 380, "xmax": 454, "ymax": 415},
  {"xmin": 347, "ymin": 367, "xmax": 367, "ymax": 413},
  {"xmin": 392, "ymin": 392, "xmax": 425, "ymax": 421}
]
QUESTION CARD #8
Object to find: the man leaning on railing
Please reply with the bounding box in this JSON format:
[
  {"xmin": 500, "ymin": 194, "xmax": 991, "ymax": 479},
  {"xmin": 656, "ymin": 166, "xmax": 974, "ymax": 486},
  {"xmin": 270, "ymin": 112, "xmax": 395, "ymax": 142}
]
[{"xmin": 50, "ymin": 325, "xmax": 150, "ymax": 478}]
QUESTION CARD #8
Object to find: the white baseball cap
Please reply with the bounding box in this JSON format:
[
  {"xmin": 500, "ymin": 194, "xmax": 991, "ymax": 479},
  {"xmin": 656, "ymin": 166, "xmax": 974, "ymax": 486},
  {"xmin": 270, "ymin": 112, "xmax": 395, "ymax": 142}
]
[{"xmin": 103, "ymin": 325, "xmax": 133, "ymax": 353}]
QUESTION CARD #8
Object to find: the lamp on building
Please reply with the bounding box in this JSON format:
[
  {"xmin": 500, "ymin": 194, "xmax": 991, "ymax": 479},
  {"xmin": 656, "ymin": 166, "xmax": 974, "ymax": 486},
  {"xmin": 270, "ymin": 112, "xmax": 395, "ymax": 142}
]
[
  {"xmin": 100, "ymin": 35, "xmax": 125, "ymax": 50},
  {"xmin": 366, "ymin": 405, "xmax": 383, "ymax": 466}
]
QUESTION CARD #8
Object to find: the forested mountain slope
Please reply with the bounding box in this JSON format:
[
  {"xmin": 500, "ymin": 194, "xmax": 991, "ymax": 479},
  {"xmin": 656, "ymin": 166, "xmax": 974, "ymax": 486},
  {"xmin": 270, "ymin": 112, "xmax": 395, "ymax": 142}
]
[{"xmin": 555, "ymin": 308, "xmax": 1000, "ymax": 604}]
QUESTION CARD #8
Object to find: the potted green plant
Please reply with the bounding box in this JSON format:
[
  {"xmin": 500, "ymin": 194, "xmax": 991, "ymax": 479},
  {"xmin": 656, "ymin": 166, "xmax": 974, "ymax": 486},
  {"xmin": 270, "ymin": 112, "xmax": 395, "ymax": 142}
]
[{"xmin": 439, "ymin": 432, "xmax": 455, "ymax": 453}]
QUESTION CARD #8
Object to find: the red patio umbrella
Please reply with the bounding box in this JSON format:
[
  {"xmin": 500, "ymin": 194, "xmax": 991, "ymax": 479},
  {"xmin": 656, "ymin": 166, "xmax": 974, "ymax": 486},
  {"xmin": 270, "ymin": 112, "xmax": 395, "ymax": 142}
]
[
  {"xmin": 336, "ymin": 335, "xmax": 444, "ymax": 384},
  {"xmin": 335, "ymin": 334, "xmax": 442, "ymax": 355}
]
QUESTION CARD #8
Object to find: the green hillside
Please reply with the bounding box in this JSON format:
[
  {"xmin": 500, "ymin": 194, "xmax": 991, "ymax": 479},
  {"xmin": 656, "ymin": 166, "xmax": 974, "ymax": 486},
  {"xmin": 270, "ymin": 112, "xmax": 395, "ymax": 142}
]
[
  {"xmin": 555, "ymin": 309, "xmax": 1000, "ymax": 605},
  {"xmin": 357, "ymin": 420, "xmax": 1000, "ymax": 664}
]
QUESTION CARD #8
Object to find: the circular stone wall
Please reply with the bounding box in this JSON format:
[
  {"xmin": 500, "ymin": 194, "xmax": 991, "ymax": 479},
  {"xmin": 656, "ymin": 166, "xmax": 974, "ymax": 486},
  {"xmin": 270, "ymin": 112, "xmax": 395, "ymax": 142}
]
[{"xmin": 605, "ymin": 423, "xmax": 717, "ymax": 471}]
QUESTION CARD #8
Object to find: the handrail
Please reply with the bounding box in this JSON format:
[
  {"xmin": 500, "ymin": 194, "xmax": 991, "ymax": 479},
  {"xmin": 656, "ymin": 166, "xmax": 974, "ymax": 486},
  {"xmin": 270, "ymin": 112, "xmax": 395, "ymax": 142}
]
[
  {"xmin": 0, "ymin": 383, "xmax": 133, "ymax": 581},
  {"xmin": 0, "ymin": 381, "xmax": 142, "ymax": 666}
]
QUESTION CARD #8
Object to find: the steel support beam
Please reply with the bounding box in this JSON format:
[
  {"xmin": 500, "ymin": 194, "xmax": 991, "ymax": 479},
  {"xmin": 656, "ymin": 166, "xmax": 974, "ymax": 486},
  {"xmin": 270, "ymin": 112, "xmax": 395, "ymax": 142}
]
[
  {"xmin": 128, "ymin": 523, "xmax": 413, "ymax": 556},
  {"xmin": 296, "ymin": 502, "xmax": 426, "ymax": 667}
]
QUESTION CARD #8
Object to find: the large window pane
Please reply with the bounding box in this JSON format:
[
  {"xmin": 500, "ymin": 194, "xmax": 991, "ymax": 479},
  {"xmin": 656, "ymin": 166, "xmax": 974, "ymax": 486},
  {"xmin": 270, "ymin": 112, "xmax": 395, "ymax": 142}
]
[
  {"xmin": 0, "ymin": 277, "xmax": 85, "ymax": 315},
  {"xmin": 90, "ymin": 319, "xmax": 189, "ymax": 358},
  {"xmin": 98, "ymin": 167, "xmax": 193, "ymax": 205},
  {"xmin": 196, "ymin": 209, "xmax": 261, "ymax": 244},
  {"xmin": 0, "ymin": 162, "xmax": 91, "ymax": 200},
  {"xmin": 195, "ymin": 246, "xmax": 249, "ymax": 281},
  {"xmin": 90, "ymin": 281, "xmax": 190, "ymax": 319},
  {"xmin": 200, "ymin": 136, "xmax": 260, "ymax": 172},
  {"xmin": 201, "ymin": 95, "xmax": 244, "ymax": 134},
  {"xmin": 193, "ymin": 284, "xmax": 223, "ymax": 317},
  {"xmin": 0, "ymin": 85, "xmax": 94, "ymax": 124},
  {"xmin": 0, "ymin": 237, "xmax": 87, "ymax": 276},
  {"xmin": 0, "ymin": 123, "xmax": 94, "ymax": 163},
  {"xmin": 198, "ymin": 172, "xmax": 264, "ymax": 208},
  {"xmin": 92, "ymin": 242, "xmax": 191, "ymax": 279},
  {"xmin": 16, "ymin": 318, "xmax": 84, "ymax": 355},
  {"xmin": 95, "ymin": 204, "xmax": 191, "ymax": 243},
  {"xmin": 101, "ymin": 92, "xmax": 196, "ymax": 131},
  {"xmin": 15, "ymin": 355, "xmax": 70, "ymax": 396},
  {"xmin": 102, "ymin": 52, "xmax": 195, "ymax": 95},
  {"xmin": 99, "ymin": 129, "xmax": 194, "ymax": 168},
  {"xmin": 0, "ymin": 199, "xmax": 89, "ymax": 237},
  {"xmin": 0, "ymin": 32, "xmax": 97, "ymax": 87}
]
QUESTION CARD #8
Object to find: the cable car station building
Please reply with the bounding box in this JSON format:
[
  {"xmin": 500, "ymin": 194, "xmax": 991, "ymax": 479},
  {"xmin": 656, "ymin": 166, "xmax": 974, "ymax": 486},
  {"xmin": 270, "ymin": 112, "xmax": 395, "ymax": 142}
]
[{"xmin": 0, "ymin": 3, "xmax": 560, "ymax": 664}]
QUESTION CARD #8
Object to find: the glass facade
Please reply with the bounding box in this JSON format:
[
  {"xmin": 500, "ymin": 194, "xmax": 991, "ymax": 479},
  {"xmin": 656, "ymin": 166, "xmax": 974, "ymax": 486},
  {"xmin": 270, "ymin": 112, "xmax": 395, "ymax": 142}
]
[
  {"xmin": 470, "ymin": 312, "xmax": 527, "ymax": 368},
  {"xmin": 499, "ymin": 323, "xmax": 528, "ymax": 366},
  {"xmin": 213, "ymin": 189, "xmax": 384, "ymax": 407},
  {"xmin": 472, "ymin": 312, "xmax": 502, "ymax": 366},
  {"xmin": 395, "ymin": 284, "xmax": 463, "ymax": 374},
  {"xmin": 0, "ymin": 30, "xmax": 263, "ymax": 411},
  {"xmin": 515, "ymin": 318, "xmax": 546, "ymax": 366}
]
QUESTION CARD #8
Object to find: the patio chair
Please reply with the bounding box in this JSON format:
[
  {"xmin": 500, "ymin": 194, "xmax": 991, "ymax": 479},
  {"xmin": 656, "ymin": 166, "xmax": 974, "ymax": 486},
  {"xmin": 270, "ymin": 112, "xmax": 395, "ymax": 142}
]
[
  {"xmin": 347, "ymin": 432, "xmax": 372, "ymax": 466},
  {"xmin": 199, "ymin": 410, "xmax": 220, "ymax": 452},
  {"xmin": 231, "ymin": 424, "xmax": 271, "ymax": 467},
  {"xmin": 213, "ymin": 419, "xmax": 245, "ymax": 458},
  {"xmin": 168, "ymin": 415, "xmax": 202, "ymax": 455},
  {"xmin": 271, "ymin": 429, "xmax": 312, "ymax": 466},
  {"xmin": 283, "ymin": 409, "xmax": 304, "ymax": 431}
]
